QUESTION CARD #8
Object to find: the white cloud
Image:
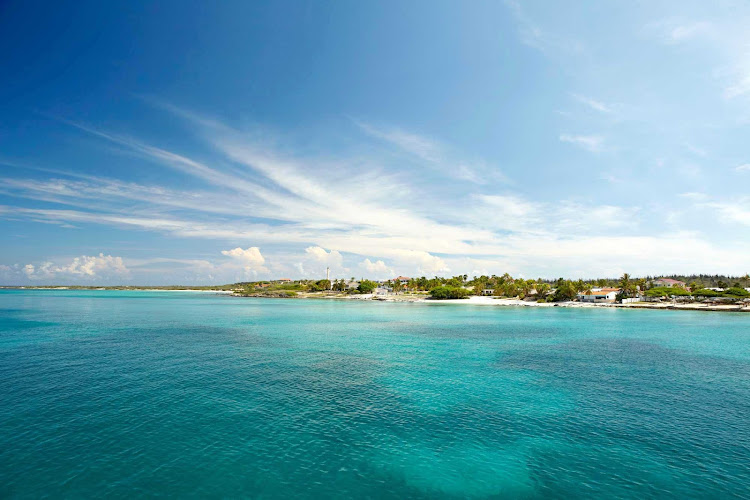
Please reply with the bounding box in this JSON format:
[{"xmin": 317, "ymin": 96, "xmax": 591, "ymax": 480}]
[
  {"xmin": 3, "ymin": 105, "xmax": 748, "ymax": 282},
  {"xmin": 503, "ymin": 0, "xmax": 584, "ymax": 55},
  {"xmin": 360, "ymin": 258, "xmax": 394, "ymax": 278},
  {"xmin": 725, "ymin": 74, "xmax": 750, "ymax": 99},
  {"xmin": 667, "ymin": 22, "xmax": 713, "ymax": 44},
  {"xmin": 736, "ymin": 163, "xmax": 750, "ymax": 172},
  {"xmin": 221, "ymin": 246, "xmax": 268, "ymax": 278},
  {"xmin": 294, "ymin": 246, "xmax": 347, "ymax": 279},
  {"xmin": 571, "ymin": 94, "xmax": 614, "ymax": 114},
  {"xmin": 355, "ymin": 120, "xmax": 507, "ymax": 185},
  {"xmin": 23, "ymin": 254, "xmax": 129, "ymax": 281},
  {"xmin": 388, "ymin": 250, "xmax": 450, "ymax": 276},
  {"xmin": 682, "ymin": 193, "xmax": 750, "ymax": 227},
  {"xmin": 221, "ymin": 246, "xmax": 265, "ymax": 265},
  {"xmin": 559, "ymin": 134, "xmax": 605, "ymax": 152},
  {"xmin": 356, "ymin": 121, "xmax": 442, "ymax": 163},
  {"xmin": 305, "ymin": 246, "xmax": 343, "ymax": 266}
]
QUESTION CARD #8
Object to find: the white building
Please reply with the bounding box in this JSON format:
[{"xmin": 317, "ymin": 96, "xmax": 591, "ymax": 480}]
[{"xmin": 577, "ymin": 288, "xmax": 620, "ymax": 303}]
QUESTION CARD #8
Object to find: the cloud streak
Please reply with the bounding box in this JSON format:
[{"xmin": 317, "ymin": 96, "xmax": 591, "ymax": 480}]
[
  {"xmin": 559, "ymin": 134, "xmax": 605, "ymax": 152},
  {"xmin": 2, "ymin": 104, "xmax": 748, "ymax": 280}
]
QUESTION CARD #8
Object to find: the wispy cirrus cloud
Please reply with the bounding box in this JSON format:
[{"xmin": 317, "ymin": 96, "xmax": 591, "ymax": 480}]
[
  {"xmin": 2, "ymin": 104, "xmax": 748, "ymax": 280},
  {"xmin": 571, "ymin": 94, "xmax": 615, "ymax": 114},
  {"xmin": 559, "ymin": 134, "xmax": 605, "ymax": 152},
  {"xmin": 354, "ymin": 120, "xmax": 509, "ymax": 185}
]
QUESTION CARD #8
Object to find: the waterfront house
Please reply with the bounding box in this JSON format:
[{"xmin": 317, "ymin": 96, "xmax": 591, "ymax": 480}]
[
  {"xmin": 577, "ymin": 288, "xmax": 620, "ymax": 303},
  {"xmin": 652, "ymin": 278, "xmax": 686, "ymax": 288},
  {"xmin": 481, "ymin": 288, "xmax": 494, "ymax": 296},
  {"xmin": 394, "ymin": 276, "xmax": 411, "ymax": 286}
]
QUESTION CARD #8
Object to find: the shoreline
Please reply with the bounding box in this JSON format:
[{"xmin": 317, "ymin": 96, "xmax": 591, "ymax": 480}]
[
  {"xmin": 233, "ymin": 291, "xmax": 750, "ymax": 313},
  {"xmin": 4, "ymin": 287, "xmax": 748, "ymax": 312}
]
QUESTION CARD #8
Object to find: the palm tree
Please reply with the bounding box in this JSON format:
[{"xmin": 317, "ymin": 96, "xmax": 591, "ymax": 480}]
[{"xmin": 618, "ymin": 273, "xmax": 634, "ymax": 299}]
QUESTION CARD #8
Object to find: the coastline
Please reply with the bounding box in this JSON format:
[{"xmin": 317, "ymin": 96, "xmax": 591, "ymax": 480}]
[
  {"xmin": 4, "ymin": 287, "xmax": 748, "ymax": 312},
  {"xmin": 233, "ymin": 291, "xmax": 750, "ymax": 313}
]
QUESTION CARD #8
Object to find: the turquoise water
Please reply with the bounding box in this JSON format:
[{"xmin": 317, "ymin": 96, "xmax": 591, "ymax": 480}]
[{"xmin": 1, "ymin": 290, "xmax": 749, "ymax": 498}]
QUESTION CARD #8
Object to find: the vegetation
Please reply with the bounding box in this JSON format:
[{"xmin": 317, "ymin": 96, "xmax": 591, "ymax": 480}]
[
  {"xmin": 357, "ymin": 280, "xmax": 377, "ymax": 294},
  {"xmin": 26, "ymin": 272, "xmax": 747, "ymax": 306},
  {"xmin": 693, "ymin": 288, "xmax": 750, "ymax": 299},
  {"xmin": 645, "ymin": 286, "xmax": 691, "ymax": 298},
  {"xmin": 308, "ymin": 279, "xmax": 331, "ymax": 292},
  {"xmin": 429, "ymin": 286, "xmax": 470, "ymax": 300}
]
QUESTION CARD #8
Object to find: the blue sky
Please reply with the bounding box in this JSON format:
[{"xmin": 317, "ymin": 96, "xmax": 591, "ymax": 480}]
[{"xmin": 1, "ymin": 0, "xmax": 748, "ymax": 284}]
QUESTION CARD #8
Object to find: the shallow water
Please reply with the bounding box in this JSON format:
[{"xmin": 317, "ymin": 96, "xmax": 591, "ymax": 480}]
[{"xmin": 1, "ymin": 290, "xmax": 749, "ymax": 498}]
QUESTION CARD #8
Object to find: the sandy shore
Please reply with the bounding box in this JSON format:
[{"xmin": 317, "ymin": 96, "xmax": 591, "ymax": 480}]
[
  {"xmin": 249, "ymin": 292, "xmax": 749, "ymax": 312},
  {"xmin": 318, "ymin": 293, "xmax": 750, "ymax": 312},
  {"xmin": 427, "ymin": 295, "xmax": 750, "ymax": 312}
]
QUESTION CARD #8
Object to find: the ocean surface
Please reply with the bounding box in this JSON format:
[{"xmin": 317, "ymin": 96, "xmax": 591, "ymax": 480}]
[{"xmin": 1, "ymin": 289, "xmax": 749, "ymax": 498}]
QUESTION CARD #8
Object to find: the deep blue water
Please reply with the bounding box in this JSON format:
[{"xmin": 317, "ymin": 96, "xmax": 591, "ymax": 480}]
[{"xmin": 1, "ymin": 289, "xmax": 749, "ymax": 498}]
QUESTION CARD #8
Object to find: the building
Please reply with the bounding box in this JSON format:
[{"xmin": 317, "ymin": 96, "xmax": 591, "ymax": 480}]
[
  {"xmin": 652, "ymin": 278, "xmax": 686, "ymax": 288},
  {"xmin": 577, "ymin": 288, "xmax": 620, "ymax": 303},
  {"xmin": 481, "ymin": 288, "xmax": 494, "ymax": 296},
  {"xmin": 274, "ymin": 278, "xmax": 293, "ymax": 283},
  {"xmin": 394, "ymin": 276, "xmax": 411, "ymax": 286},
  {"xmin": 345, "ymin": 280, "xmax": 360, "ymax": 290}
]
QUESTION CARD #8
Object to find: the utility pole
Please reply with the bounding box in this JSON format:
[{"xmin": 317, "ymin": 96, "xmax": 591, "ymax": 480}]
[{"xmin": 326, "ymin": 267, "xmax": 331, "ymax": 290}]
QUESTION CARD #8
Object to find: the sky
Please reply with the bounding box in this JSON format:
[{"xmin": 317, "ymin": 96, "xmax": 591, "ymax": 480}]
[{"xmin": 1, "ymin": 0, "xmax": 749, "ymax": 285}]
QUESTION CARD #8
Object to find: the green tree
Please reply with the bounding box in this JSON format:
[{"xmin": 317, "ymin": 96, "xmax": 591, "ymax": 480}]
[
  {"xmin": 310, "ymin": 279, "xmax": 331, "ymax": 292},
  {"xmin": 617, "ymin": 273, "xmax": 637, "ymax": 301},
  {"xmin": 535, "ymin": 283, "xmax": 550, "ymax": 299},
  {"xmin": 358, "ymin": 280, "xmax": 377, "ymax": 294}
]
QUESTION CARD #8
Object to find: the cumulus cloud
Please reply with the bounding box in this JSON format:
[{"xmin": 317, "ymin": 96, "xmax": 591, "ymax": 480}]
[
  {"xmin": 305, "ymin": 246, "xmax": 343, "ymax": 266},
  {"xmin": 360, "ymin": 258, "xmax": 394, "ymax": 278},
  {"xmin": 221, "ymin": 246, "xmax": 268, "ymax": 277},
  {"xmin": 388, "ymin": 250, "xmax": 450, "ymax": 276},
  {"xmin": 23, "ymin": 254, "xmax": 129, "ymax": 280},
  {"xmin": 736, "ymin": 164, "xmax": 750, "ymax": 172},
  {"xmin": 296, "ymin": 246, "xmax": 347, "ymax": 279}
]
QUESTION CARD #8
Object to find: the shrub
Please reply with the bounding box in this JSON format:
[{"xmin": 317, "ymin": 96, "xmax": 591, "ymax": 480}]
[
  {"xmin": 429, "ymin": 286, "xmax": 470, "ymax": 300},
  {"xmin": 645, "ymin": 286, "xmax": 691, "ymax": 297},
  {"xmin": 692, "ymin": 289, "xmax": 722, "ymax": 297}
]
